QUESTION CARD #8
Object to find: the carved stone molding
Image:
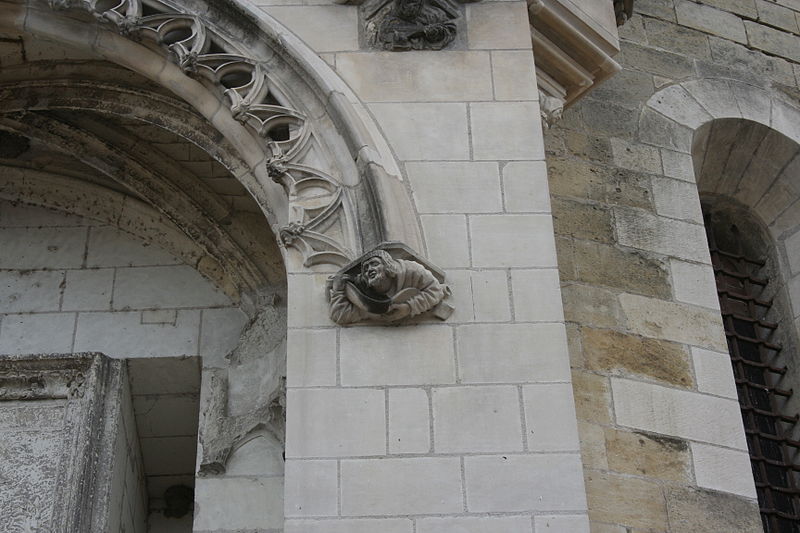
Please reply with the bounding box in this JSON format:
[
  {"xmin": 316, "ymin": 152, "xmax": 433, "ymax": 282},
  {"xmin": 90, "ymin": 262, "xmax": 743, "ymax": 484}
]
[
  {"xmin": 528, "ymin": 0, "xmax": 624, "ymax": 110},
  {"xmin": 327, "ymin": 242, "xmax": 453, "ymax": 325},
  {"xmin": 42, "ymin": 0, "xmax": 353, "ymax": 268}
]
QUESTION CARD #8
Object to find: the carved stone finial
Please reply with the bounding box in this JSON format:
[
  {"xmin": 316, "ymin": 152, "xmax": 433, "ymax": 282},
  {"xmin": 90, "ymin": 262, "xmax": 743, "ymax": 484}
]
[
  {"xmin": 365, "ymin": 0, "xmax": 459, "ymax": 51},
  {"xmin": 327, "ymin": 242, "xmax": 453, "ymax": 325}
]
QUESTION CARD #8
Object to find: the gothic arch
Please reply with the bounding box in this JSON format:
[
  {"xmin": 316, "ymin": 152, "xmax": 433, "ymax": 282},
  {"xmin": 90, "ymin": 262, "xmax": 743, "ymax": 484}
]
[{"xmin": 0, "ymin": 0, "xmax": 422, "ymax": 286}]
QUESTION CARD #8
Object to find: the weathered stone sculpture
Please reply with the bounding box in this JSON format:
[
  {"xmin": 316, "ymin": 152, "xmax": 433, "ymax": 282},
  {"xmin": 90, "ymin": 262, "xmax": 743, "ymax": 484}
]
[
  {"xmin": 328, "ymin": 243, "xmax": 453, "ymax": 324},
  {"xmin": 368, "ymin": 0, "xmax": 458, "ymax": 51}
]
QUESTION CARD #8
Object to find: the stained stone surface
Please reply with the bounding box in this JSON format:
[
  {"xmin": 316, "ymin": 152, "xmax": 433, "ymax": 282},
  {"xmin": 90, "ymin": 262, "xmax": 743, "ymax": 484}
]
[{"xmin": 0, "ymin": 404, "xmax": 65, "ymax": 533}]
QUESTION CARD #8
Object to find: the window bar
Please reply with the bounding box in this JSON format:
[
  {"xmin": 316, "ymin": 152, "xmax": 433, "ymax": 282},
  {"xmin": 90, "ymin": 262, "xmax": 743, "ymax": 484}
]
[{"xmin": 707, "ymin": 224, "xmax": 800, "ymax": 532}]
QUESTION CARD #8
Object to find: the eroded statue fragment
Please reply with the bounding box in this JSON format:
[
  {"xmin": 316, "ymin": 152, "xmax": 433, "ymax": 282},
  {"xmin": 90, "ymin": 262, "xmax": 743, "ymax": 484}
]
[
  {"xmin": 328, "ymin": 243, "xmax": 453, "ymax": 325},
  {"xmin": 366, "ymin": 0, "xmax": 459, "ymax": 51}
]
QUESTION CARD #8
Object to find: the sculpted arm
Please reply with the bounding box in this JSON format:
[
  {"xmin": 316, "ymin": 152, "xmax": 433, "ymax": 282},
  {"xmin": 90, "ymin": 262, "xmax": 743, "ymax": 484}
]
[{"xmin": 329, "ymin": 277, "xmax": 367, "ymax": 325}]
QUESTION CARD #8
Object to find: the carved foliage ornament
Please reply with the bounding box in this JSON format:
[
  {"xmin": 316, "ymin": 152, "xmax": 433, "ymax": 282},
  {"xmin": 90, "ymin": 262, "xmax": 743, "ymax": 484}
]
[
  {"xmin": 327, "ymin": 243, "xmax": 453, "ymax": 324},
  {"xmin": 46, "ymin": 0, "xmax": 351, "ymax": 267}
]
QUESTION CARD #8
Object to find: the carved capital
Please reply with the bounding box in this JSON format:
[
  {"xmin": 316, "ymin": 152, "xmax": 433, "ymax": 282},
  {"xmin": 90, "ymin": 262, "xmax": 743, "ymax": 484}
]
[{"xmin": 327, "ymin": 242, "xmax": 453, "ymax": 325}]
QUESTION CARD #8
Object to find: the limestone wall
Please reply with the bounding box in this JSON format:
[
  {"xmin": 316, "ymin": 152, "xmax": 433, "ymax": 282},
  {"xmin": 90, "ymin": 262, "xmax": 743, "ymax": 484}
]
[
  {"xmin": 547, "ymin": 0, "xmax": 800, "ymax": 530},
  {"xmin": 258, "ymin": 0, "xmax": 591, "ymax": 531}
]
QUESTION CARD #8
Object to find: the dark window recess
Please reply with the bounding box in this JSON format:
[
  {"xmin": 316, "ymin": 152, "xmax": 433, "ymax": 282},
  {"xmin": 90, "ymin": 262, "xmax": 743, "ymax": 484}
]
[{"xmin": 708, "ymin": 224, "xmax": 800, "ymax": 532}]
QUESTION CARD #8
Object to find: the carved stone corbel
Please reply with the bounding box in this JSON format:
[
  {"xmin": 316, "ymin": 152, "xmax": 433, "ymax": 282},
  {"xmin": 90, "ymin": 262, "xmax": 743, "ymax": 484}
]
[{"xmin": 326, "ymin": 242, "xmax": 453, "ymax": 325}]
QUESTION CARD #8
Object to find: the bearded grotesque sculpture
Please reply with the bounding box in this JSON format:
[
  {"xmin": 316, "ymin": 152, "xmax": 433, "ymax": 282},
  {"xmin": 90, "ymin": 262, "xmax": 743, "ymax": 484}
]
[{"xmin": 328, "ymin": 244, "xmax": 453, "ymax": 325}]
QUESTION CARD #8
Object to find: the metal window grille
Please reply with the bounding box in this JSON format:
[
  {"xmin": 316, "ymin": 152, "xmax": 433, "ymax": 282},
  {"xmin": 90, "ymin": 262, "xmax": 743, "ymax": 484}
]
[{"xmin": 708, "ymin": 225, "xmax": 800, "ymax": 532}]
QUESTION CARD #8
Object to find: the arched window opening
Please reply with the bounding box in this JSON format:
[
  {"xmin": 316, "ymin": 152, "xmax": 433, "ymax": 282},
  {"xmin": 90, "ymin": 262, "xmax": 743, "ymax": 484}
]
[{"xmin": 703, "ymin": 201, "xmax": 800, "ymax": 532}]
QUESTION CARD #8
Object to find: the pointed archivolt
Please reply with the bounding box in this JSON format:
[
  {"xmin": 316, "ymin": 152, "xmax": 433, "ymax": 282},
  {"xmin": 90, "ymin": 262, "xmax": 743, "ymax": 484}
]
[
  {"xmin": 46, "ymin": 0, "xmax": 351, "ymax": 267},
  {"xmin": 269, "ymin": 159, "xmax": 352, "ymax": 267}
]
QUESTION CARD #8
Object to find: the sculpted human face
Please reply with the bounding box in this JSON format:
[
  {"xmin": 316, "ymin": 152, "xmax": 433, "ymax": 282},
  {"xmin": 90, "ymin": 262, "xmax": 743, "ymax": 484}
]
[{"xmin": 363, "ymin": 257, "xmax": 390, "ymax": 292}]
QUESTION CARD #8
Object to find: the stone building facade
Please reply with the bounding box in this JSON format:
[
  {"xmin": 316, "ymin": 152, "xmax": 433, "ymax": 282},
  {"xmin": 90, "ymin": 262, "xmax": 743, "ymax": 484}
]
[{"xmin": 0, "ymin": 0, "xmax": 799, "ymax": 532}]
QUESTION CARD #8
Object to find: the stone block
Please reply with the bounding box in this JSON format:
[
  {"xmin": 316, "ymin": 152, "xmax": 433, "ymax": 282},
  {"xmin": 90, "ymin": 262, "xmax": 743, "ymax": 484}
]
[
  {"xmin": 199, "ymin": 307, "xmax": 248, "ymax": 368},
  {"xmin": 652, "ymin": 178, "xmax": 704, "ymax": 224},
  {"xmin": 340, "ymin": 325, "xmax": 455, "ymax": 385},
  {"xmin": 286, "ymin": 388, "xmax": 385, "ymax": 458},
  {"xmin": 551, "ymin": 198, "xmax": 614, "ymax": 244},
  {"xmin": 745, "ymin": 20, "xmax": 800, "ymax": 62},
  {"xmin": 492, "ymin": 50, "xmax": 538, "ymax": 101},
  {"xmin": 139, "ymin": 435, "xmax": 195, "ymax": 474},
  {"xmin": 341, "ymin": 457, "xmax": 463, "ymax": 515},
  {"xmin": 466, "ymin": 2, "xmax": 532, "ymax": 49},
  {"xmin": 610, "ymin": 138, "xmax": 662, "ymax": 176},
  {"xmin": 470, "ymin": 215, "xmax": 557, "ymax": 268},
  {"xmin": 127, "ymin": 357, "xmax": 200, "ymax": 395},
  {"xmin": 702, "ymin": 0, "xmax": 758, "ymax": 17},
  {"xmin": 74, "ymin": 310, "xmax": 200, "ymax": 358},
  {"xmin": 639, "ymin": 108, "xmax": 693, "ymax": 153},
  {"xmin": 433, "ymin": 386, "xmax": 523, "ymax": 453},
  {"xmin": 644, "ymin": 18, "xmax": 711, "ymax": 60},
  {"xmin": 572, "ymin": 371, "xmax": 612, "ymax": 424},
  {"xmin": 336, "ymin": 52, "xmax": 492, "ymax": 102},
  {"xmin": 0, "ymin": 227, "xmax": 86, "ymax": 269},
  {"xmin": 692, "ymin": 347, "xmax": 736, "ymax": 399},
  {"xmin": 457, "ymin": 323, "xmax": 571, "ymax": 383},
  {"xmin": 61, "ymin": 269, "xmax": 115, "ymax": 312},
  {"xmin": 605, "ymin": 428, "xmax": 691, "ymax": 482},
  {"xmin": 636, "ymin": 0, "xmax": 678, "ymax": 21},
  {"xmin": 523, "ymin": 383, "xmax": 581, "ymax": 451},
  {"xmin": 470, "ymin": 102, "xmax": 544, "ymax": 160},
  {"xmin": 418, "ymin": 516, "xmax": 533, "ymax": 533},
  {"xmin": 691, "ymin": 442, "xmax": 757, "ymax": 498},
  {"xmin": 0, "ymin": 202, "xmax": 85, "ymax": 227},
  {"xmin": 618, "ymin": 42, "xmax": 695, "ymax": 79},
  {"xmin": 420, "ymin": 215, "xmax": 470, "ymax": 268},
  {"xmin": 619, "ymin": 293, "xmax": 727, "ymax": 351},
  {"xmin": 502, "ymin": 161, "xmax": 550, "ymax": 213},
  {"xmin": 709, "ymin": 36, "xmax": 796, "ymax": 86},
  {"xmin": 369, "ymin": 103, "xmax": 469, "ymax": 161},
  {"xmin": 661, "ymin": 149, "xmax": 695, "ymax": 182},
  {"xmin": 561, "ymin": 284, "xmax": 623, "ymax": 329},
  {"xmin": 285, "ymin": 519, "xmax": 413, "ymax": 533},
  {"xmin": 470, "ymin": 270, "xmax": 512, "ymax": 322},
  {"xmin": 676, "ymin": 1, "xmax": 747, "ymax": 43},
  {"xmin": 408, "ymin": 162, "xmax": 502, "ymax": 214},
  {"xmin": 511, "ymin": 269, "xmax": 564, "ymax": 322},
  {"xmin": 0, "ymin": 313, "xmax": 75, "ymax": 354},
  {"xmin": 464, "ymin": 453, "xmax": 586, "ymax": 512},
  {"xmin": 263, "ymin": 6, "xmax": 358, "ymax": 52},
  {"xmin": 132, "ymin": 395, "xmax": 197, "ymax": 438},
  {"xmin": 590, "ymin": 68, "xmax": 655, "ymax": 107},
  {"xmin": 585, "ymin": 471, "xmax": 667, "ymax": 530},
  {"xmin": 772, "ymin": 98, "xmax": 800, "ymax": 146},
  {"xmin": 284, "ymin": 459, "xmax": 338, "ymax": 517},
  {"xmin": 665, "ymin": 486, "xmax": 762, "ymax": 533},
  {"xmin": 572, "ymin": 240, "xmax": 671, "ymax": 299},
  {"xmin": 649, "ymin": 85, "xmax": 713, "ymax": 130},
  {"xmin": 112, "ymin": 265, "xmax": 230, "ymax": 310},
  {"xmin": 0, "ymin": 270, "xmax": 63, "ymax": 313},
  {"xmin": 611, "ymin": 377, "xmax": 747, "ymax": 449},
  {"xmin": 288, "ymin": 274, "xmax": 335, "ymax": 328},
  {"xmin": 389, "ymin": 388, "xmax": 430, "ymax": 454},
  {"xmin": 286, "ymin": 328, "xmax": 337, "ymax": 388},
  {"xmin": 86, "ymin": 226, "xmax": 179, "ymax": 267},
  {"xmin": 533, "ymin": 514, "xmax": 590, "ymax": 533},
  {"xmin": 577, "ymin": 100, "xmax": 639, "ymax": 139},
  {"xmin": 141, "ymin": 308, "xmax": 177, "ymax": 325},
  {"xmin": 614, "ymin": 207, "xmax": 710, "ymax": 263},
  {"xmin": 670, "ymin": 259, "xmax": 719, "ymax": 309},
  {"xmin": 194, "ymin": 477, "xmax": 283, "ymax": 530},
  {"xmin": 546, "ymin": 157, "xmax": 605, "ymax": 201},
  {"xmin": 581, "ymin": 327, "xmax": 692, "ymax": 387}
]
